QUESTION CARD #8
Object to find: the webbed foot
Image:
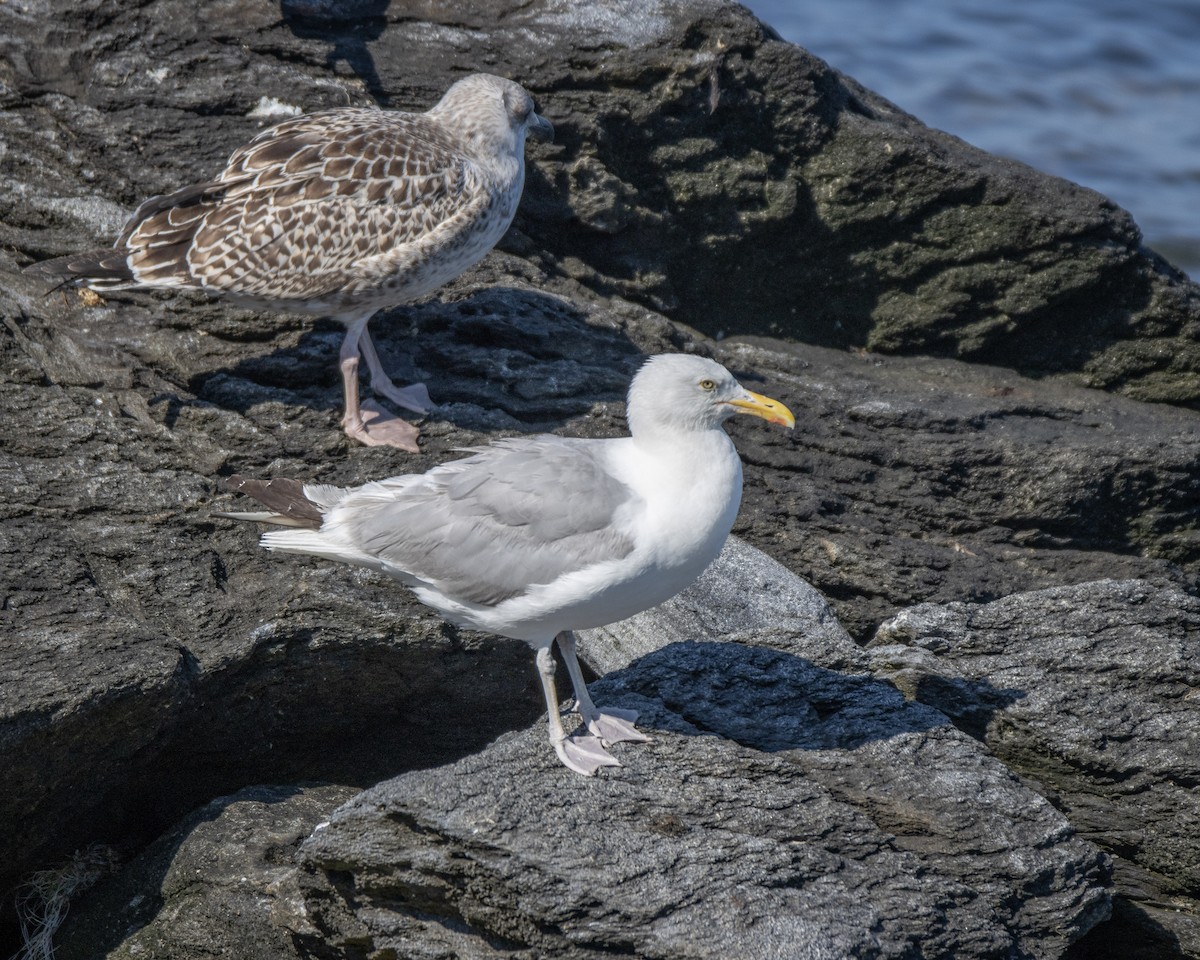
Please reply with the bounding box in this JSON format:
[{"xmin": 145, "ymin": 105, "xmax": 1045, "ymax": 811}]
[
  {"xmin": 586, "ymin": 707, "xmax": 653, "ymax": 745},
  {"xmin": 554, "ymin": 734, "xmax": 622, "ymax": 776},
  {"xmin": 343, "ymin": 400, "xmax": 420, "ymax": 451}
]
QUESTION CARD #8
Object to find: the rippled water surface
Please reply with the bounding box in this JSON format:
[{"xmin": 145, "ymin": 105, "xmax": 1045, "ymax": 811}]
[{"xmin": 747, "ymin": 0, "xmax": 1200, "ymax": 276}]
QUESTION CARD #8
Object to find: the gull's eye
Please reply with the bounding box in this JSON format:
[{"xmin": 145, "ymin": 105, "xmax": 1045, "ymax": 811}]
[{"xmin": 699, "ymin": 378, "xmax": 716, "ymax": 391}]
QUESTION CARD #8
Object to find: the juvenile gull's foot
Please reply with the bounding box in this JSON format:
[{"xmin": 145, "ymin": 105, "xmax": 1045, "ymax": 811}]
[
  {"xmin": 343, "ymin": 401, "xmax": 420, "ymax": 452},
  {"xmin": 586, "ymin": 707, "xmax": 653, "ymax": 746},
  {"xmin": 371, "ymin": 379, "xmax": 433, "ymax": 416},
  {"xmin": 555, "ymin": 734, "xmax": 622, "ymax": 776},
  {"xmin": 356, "ymin": 329, "xmax": 434, "ymax": 415}
]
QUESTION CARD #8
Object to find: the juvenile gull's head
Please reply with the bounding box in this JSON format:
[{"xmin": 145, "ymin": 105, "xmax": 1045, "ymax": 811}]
[{"xmin": 429, "ymin": 73, "xmax": 553, "ymax": 158}]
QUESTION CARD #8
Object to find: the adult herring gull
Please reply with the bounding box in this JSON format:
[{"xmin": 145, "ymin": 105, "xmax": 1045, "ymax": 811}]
[
  {"xmin": 26, "ymin": 74, "xmax": 553, "ymax": 451},
  {"xmin": 220, "ymin": 354, "xmax": 795, "ymax": 774}
]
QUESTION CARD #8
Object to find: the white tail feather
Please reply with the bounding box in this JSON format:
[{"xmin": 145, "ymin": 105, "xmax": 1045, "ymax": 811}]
[
  {"xmin": 260, "ymin": 528, "xmax": 381, "ymax": 570},
  {"xmin": 301, "ymin": 483, "xmax": 351, "ymax": 510}
]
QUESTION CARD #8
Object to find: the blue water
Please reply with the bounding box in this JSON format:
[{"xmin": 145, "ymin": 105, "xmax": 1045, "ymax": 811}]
[{"xmin": 746, "ymin": 0, "xmax": 1200, "ymax": 278}]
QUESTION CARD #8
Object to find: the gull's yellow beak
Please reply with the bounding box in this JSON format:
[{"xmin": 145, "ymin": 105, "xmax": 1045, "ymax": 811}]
[{"xmin": 728, "ymin": 390, "xmax": 795, "ymax": 429}]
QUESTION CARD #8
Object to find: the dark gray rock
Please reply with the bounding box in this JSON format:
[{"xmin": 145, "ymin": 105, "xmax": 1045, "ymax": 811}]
[
  {"xmin": 54, "ymin": 783, "xmax": 357, "ymax": 960},
  {"xmin": 5, "ymin": 0, "xmax": 1200, "ymax": 403},
  {"xmin": 2, "ymin": 0, "xmax": 1199, "ymax": 956},
  {"xmin": 0, "ymin": 264, "xmax": 659, "ymax": 934},
  {"xmin": 9, "ymin": 261, "xmax": 1195, "ymax": 953},
  {"xmin": 720, "ymin": 337, "xmax": 1200, "ymax": 642},
  {"xmin": 869, "ymin": 579, "xmax": 1200, "ymax": 958},
  {"xmin": 294, "ymin": 628, "xmax": 1109, "ymax": 960},
  {"xmin": 45, "ymin": 545, "xmax": 1112, "ymax": 960}
]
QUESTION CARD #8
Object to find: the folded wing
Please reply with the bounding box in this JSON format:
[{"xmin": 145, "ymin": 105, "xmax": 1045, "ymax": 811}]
[{"xmin": 318, "ymin": 436, "xmax": 640, "ymax": 606}]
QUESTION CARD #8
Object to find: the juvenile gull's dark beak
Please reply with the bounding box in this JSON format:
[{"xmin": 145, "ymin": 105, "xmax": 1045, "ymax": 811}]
[{"xmin": 529, "ymin": 113, "xmax": 554, "ymax": 142}]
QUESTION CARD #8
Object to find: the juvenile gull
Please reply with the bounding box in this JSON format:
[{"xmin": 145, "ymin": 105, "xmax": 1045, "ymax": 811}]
[
  {"xmin": 26, "ymin": 74, "xmax": 553, "ymax": 451},
  {"xmin": 220, "ymin": 354, "xmax": 795, "ymax": 775}
]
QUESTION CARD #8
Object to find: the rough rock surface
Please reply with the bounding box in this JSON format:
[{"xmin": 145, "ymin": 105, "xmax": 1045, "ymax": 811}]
[
  {"xmin": 2, "ymin": 0, "xmax": 1200, "ymax": 956},
  {"xmin": 9, "ymin": 269, "xmax": 1199, "ymax": 954},
  {"xmin": 724, "ymin": 337, "xmax": 1200, "ymax": 642},
  {"xmin": 52, "ymin": 564, "xmax": 1110, "ymax": 960},
  {"xmin": 54, "ymin": 784, "xmax": 357, "ymax": 960},
  {"xmin": 294, "ymin": 640, "xmax": 1107, "ymax": 960},
  {"xmin": 282, "ymin": 570, "xmax": 1110, "ymax": 960},
  {"xmin": 5, "ymin": 0, "xmax": 1200, "ymax": 402},
  {"xmin": 870, "ymin": 580, "xmax": 1200, "ymax": 958}
]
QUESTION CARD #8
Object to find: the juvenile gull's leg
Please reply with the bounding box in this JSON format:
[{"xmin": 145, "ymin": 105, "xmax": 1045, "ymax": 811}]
[
  {"xmin": 535, "ymin": 646, "xmax": 619, "ymax": 776},
  {"xmin": 359, "ymin": 327, "xmax": 433, "ymax": 415},
  {"xmin": 337, "ymin": 312, "xmax": 420, "ymax": 451},
  {"xmin": 556, "ymin": 631, "xmax": 651, "ymax": 746}
]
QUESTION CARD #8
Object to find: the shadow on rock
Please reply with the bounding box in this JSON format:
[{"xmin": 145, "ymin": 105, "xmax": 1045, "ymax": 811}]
[
  {"xmin": 280, "ymin": 0, "xmax": 393, "ymax": 107},
  {"xmin": 1067, "ymin": 895, "xmax": 1186, "ymax": 960},
  {"xmin": 0, "ymin": 620, "xmax": 544, "ymax": 959},
  {"xmin": 865, "ymin": 657, "xmax": 1028, "ymax": 744},
  {"xmin": 53, "ymin": 783, "xmax": 357, "ymax": 960},
  {"xmin": 595, "ymin": 639, "xmax": 1020, "ymax": 752},
  {"xmin": 187, "ymin": 286, "xmax": 642, "ymax": 433}
]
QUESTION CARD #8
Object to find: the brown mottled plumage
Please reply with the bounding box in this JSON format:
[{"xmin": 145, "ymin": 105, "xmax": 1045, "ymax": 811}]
[{"xmin": 28, "ymin": 74, "xmax": 554, "ymax": 450}]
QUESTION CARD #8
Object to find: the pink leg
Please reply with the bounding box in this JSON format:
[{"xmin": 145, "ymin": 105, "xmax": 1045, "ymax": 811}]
[
  {"xmin": 359, "ymin": 330, "xmax": 433, "ymax": 415},
  {"xmin": 557, "ymin": 631, "xmax": 651, "ymax": 746},
  {"xmin": 535, "ymin": 646, "xmax": 620, "ymax": 776},
  {"xmin": 338, "ymin": 315, "xmax": 420, "ymax": 452}
]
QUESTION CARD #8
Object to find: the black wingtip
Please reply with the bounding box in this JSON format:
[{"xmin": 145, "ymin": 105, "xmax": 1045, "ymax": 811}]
[
  {"xmin": 223, "ymin": 475, "xmax": 324, "ymax": 528},
  {"xmin": 22, "ymin": 249, "xmax": 134, "ymax": 289}
]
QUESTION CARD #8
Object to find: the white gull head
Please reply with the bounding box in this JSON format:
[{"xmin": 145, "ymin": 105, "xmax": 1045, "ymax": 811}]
[{"xmin": 625, "ymin": 353, "xmax": 796, "ymax": 442}]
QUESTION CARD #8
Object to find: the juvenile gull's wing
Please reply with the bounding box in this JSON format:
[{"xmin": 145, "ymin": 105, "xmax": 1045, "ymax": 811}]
[
  {"xmin": 119, "ymin": 109, "xmax": 495, "ymax": 302},
  {"xmin": 330, "ymin": 436, "xmax": 639, "ymax": 606}
]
